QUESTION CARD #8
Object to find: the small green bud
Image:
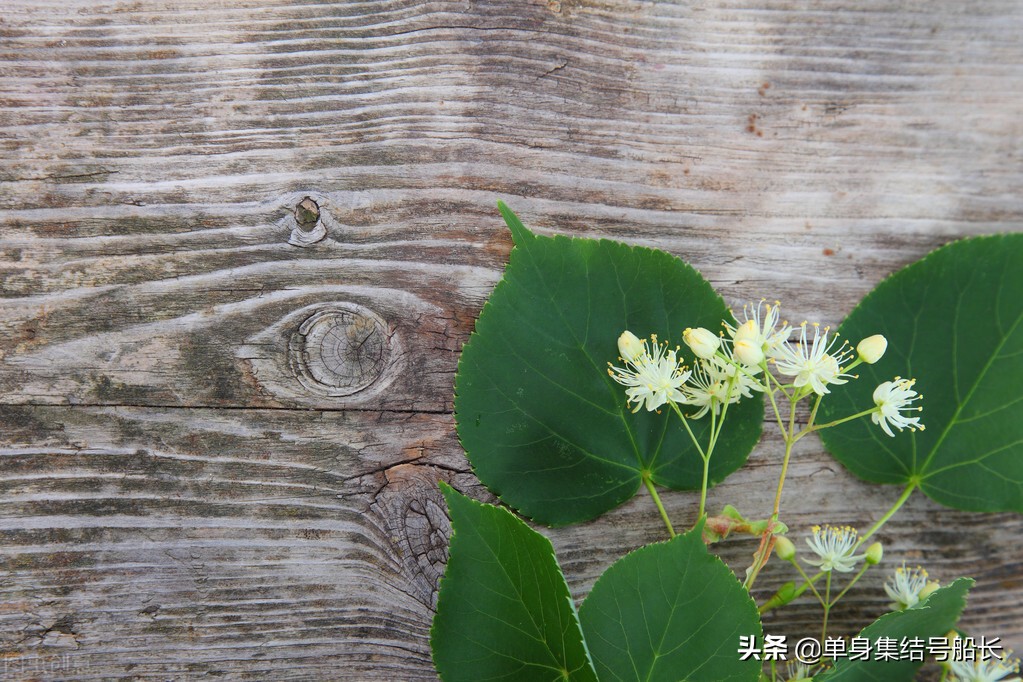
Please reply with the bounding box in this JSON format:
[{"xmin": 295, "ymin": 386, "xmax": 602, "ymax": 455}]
[
  {"xmin": 760, "ymin": 581, "xmax": 801, "ymax": 613},
  {"xmin": 857, "ymin": 334, "xmax": 888, "ymax": 364},
  {"xmin": 734, "ymin": 339, "xmax": 765, "ymax": 366},
  {"xmin": 683, "ymin": 327, "xmax": 720, "ymax": 359},
  {"xmin": 774, "ymin": 536, "xmax": 796, "ymax": 562},
  {"xmin": 865, "ymin": 541, "xmax": 884, "ymax": 565},
  {"xmin": 618, "ymin": 331, "xmax": 645, "ymax": 363},
  {"xmin": 733, "ymin": 319, "xmax": 760, "ymax": 345}
]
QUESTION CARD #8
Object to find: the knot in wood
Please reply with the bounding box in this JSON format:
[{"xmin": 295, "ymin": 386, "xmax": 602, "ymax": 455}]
[
  {"xmin": 403, "ymin": 495, "xmax": 451, "ymax": 603},
  {"xmin": 289, "ymin": 304, "xmax": 390, "ymax": 396},
  {"xmin": 287, "ymin": 196, "xmax": 327, "ymax": 247},
  {"xmin": 294, "ymin": 197, "xmax": 320, "ymax": 227}
]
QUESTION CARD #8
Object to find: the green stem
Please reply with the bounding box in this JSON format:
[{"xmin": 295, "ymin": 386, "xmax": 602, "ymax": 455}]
[
  {"xmin": 669, "ymin": 401, "xmax": 710, "ymax": 525},
  {"xmin": 644, "ymin": 476, "xmax": 676, "ymax": 538},
  {"xmin": 856, "ymin": 481, "xmax": 918, "ymax": 548},
  {"xmin": 765, "ymin": 365, "xmax": 793, "ymax": 401},
  {"xmin": 830, "ymin": 563, "xmax": 870, "ymax": 607},
  {"xmin": 763, "ymin": 362, "xmax": 788, "ymax": 437},
  {"xmin": 805, "ymin": 393, "xmax": 824, "ymax": 431},
  {"xmin": 799, "ymin": 407, "xmax": 879, "ymax": 438},
  {"xmin": 772, "ymin": 437, "xmax": 794, "ymax": 519},
  {"xmin": 708, "ymin": 376, "xmax": 737, "ymax": 453},
  {"xmin": 821, "ymin": 571, "xmax": 832, "ymax": 643},
  {"xmin": 694, "ymin": 376, "xmax": 737, "ymax": 524},
  {"xmin": 791, "ymin": 561, "xmax": 826, "ymax": 605},
  {"xmin": 670, "ymin": 402, "xmax": 706, "ymax": 459},
  {"xmin": 698, "ymin": 454, "xmax": 711, "ymax": 520},
  {"xmin": 771, "ymin": 396, "xmax": 799, "ymax": 518}
]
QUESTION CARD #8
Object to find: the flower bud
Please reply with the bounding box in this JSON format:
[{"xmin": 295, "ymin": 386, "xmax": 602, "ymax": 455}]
[
  {"xmin": 733, "ymin": 319, "xmax": 761, "ymax": 345},
  {"xmin": 774, "ymin": 536, "xmax": 796, "ymax": 562},
  {"xmin": 734, "ymin": 339, "xmax": 765, "ymax": 367},
  {"xmin": 617, "ymin": 331, "xmax": 644, "ymax": 363},
  {"xmin": 919, "ymin": 580, "xmax": 940, "ymax": 601},
  {"xmin": 857, "ymin": 334, "xmax": 888, "ymax": 364},
  {"xmin": 683, "ymin": 327, "xmax": 719, "ymax": 359},
  {"xmin": 865, "ymin": 541, "xmax": 884, "ymax": 565}
]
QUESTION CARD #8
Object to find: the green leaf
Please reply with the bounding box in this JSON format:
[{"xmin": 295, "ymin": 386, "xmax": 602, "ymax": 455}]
[
  {"xmin": 814, "ymin": 578, "xmax": 973, "ymax": 682},
  {"xmin": 818, "ymin": 235, "xmax": 1023, "ymax": 512},
  {"xmin": 578, "ymin": 521, "xmax": 763, "ymax": 682},
  {"xmin": 431, "ymin": 483, "xmax": 598, "ymax": 682},
  {"xmin": 455, "ymin": 203, "xmax": 763, "ymax": 525}
]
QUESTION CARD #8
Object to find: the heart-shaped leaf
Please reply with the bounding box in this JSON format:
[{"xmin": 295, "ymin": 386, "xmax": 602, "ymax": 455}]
[
  {"xmin": 814, "ymin": 578, "xmax": 972, "ymax": 681},
  {"xmin": 455, "ymin": 203, "xmax": 763, "ymax": 525},
  {"xmin": 819, "ymin": 235, "xmax": 1023, "ymax": 512},
  {"xmin": 578, "ymin": 520, "xmax": 763, "ymax": 682},
  {"xmin": 431, "ymin": 483, "xmax": 597, "ymax": 681}
]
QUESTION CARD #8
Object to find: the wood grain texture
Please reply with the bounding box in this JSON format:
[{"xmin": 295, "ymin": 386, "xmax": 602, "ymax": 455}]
[{"xmin": 1, "ymin": 0, "xmax": 1021, "ymax": 678}]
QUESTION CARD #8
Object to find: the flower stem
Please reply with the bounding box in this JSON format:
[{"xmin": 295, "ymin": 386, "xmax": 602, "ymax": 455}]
[
  {"xmin": 670, "ymin": 402, "xmax": 706, "ymax": 459},
  {"xmin": 763, "ymin": 363, "xmax": 788, "ymax": 437},
  {"xmin": 771, "ymin": 397, "xmax": 799, "ymax": 518},
  {"xmin": 698, "ymin": 455, "xmax": 711, "ymax": 521},
  {"xmin": 821, "ymin": 571, "xmax": 833, "ymax": 643},
  {"xmin": 644, "ymin": 475, "xmax": 676, "ymax": 538},
  {"xmin": 800, "ymin": 406, "xmax": 879, "ymax": 437},
  {"xmin": 806, "ymin": 393, "xmax": 824, "ymax": 431},
  {"xmin": 791, "ymin": 562, "xmax": 826, "ymax": 605},
  {"xmin": 856, "ymin": 481, "xmax": 917, "ymax": 548},
  {"xmin": 765, "ymin": 365, "xmax": 793, "ymax": 401},
  {"xmin": 830, "ymin": 563, "xmax": 869, "ymax": 607}
]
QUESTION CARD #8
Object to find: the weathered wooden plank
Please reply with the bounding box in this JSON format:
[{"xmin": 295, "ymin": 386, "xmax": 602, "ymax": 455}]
[
  {"xmin": 0, "ymin": 405, "xmax": 474, "ymax": 678},
  {"xmin": 1, "ymin": 0, "xmax": 1021, "ymax": 678},
  {"xmin": 0, "ymin": 406, "xmax": 1020, "ymax": 679}
]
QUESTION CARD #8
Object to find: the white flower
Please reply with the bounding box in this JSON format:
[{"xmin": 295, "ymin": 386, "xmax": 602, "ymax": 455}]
[
  {"xmin": 803, "ymin": 525, "xmax": 864, "ymax": 573},
  {"xmin": 948, "ymin": 651, "xmax": 1021, "ymax": 682},
  {"xmin": 872, "ymin": 377, "xmax": 924, "ymax": 437},
  {"xmin": 683, "ymin": 327, "xmax": 720, "ymax": 360},
  {"xmin": 682, "ymin": 358, "xmax": 736, "ymax": 419},
  {"xmin": 724, "ymin": 299, "xmax": 792, "ymax": 359},
  {"xmin": 884, "ymin": 564, "xmax": 934, "ymax": 610},
  {"xmin": 856, "ymin": 334, "xmax": 888, "ymax": 364},
  {"xmin": 773, "ymin": 322, "xmax": 854, "ymax": 395},
  {"xmin": 682, "ymin": 349, "xmax": 764, "ymax": 419},
  {"xmin": 608, "ymin": 334, "xmax": 691, "ymax": 413}
]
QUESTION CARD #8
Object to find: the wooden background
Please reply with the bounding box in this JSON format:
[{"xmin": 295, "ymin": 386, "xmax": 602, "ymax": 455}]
[{"xmin": 1, "ymin": 0, "xmax": 1021, "ymax": 679}]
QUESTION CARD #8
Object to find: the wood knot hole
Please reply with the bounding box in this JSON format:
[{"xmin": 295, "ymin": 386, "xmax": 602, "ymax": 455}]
[
  {"xmin": 288, "ymin": 196, "xmax": 327, "ymax": 247},
  {"xmin": 294, "ymin": 197, "xmax": 320, "ymax": 227},
  {"xmin": 289, "ymin": 304, "xmax": 390, "ymax": 396}
]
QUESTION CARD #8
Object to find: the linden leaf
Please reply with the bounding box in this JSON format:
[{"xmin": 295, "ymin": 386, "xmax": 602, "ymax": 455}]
[
  {"xmin": 819, "ymin": 235, "xmax": 1023, "ymax": 512},
  {"xmin": 578, "ymin": 520, "xmax": 763, "ymax": 682},
  {"xmin": 431, "ymin": 483, "xmax": 597, "ymax": 681},
  {"xmin": 455, "ymin": 203, "xmax": 762, "ymax": 525},
  {"xmin": 814, "ymin": 578, "xmax": 972, "ymax": 681}
]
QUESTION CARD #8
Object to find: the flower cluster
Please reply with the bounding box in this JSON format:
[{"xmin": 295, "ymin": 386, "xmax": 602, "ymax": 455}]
[
  {"xmin": 608, "ymin": 299, "xmax": 924, "ymax": 438},
  {"xmin": 608, "ymin": 329, "xmax": 760, "ymax": 418}
]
